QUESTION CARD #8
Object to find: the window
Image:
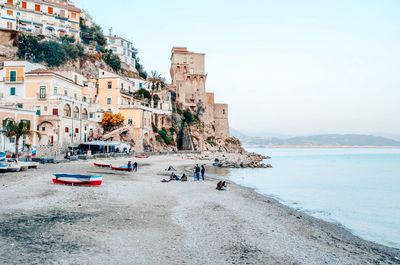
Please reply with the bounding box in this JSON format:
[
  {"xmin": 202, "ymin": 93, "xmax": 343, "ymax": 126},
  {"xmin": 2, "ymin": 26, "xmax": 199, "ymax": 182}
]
[
  {"xmin": 6, "ymin": 22, "xmax": 13, "ymax": 29},
  {"xmin": 7, "ymin": 0, "xmax": 13, "ymax": 5},
  {"xmin": 7, "ymin": 10, "xmax": 13, "ymax": 16},
  {"xmin": 74, "ymin": 75, "xmax": 78, "ymax": 83},
  {"xmin": 139, "ymin": 83, "xmax": 143, "ymax": 89},
  {"xmin": 223, "ymin": 109, "xmax": 226, "ymax": 115},
  {"xmin": 9, "ymin": 71, "xmax": 16, "ymax": 82},
  {"xmin": 70, "ymin": 12, "xmax": 76, "ymax": 19},
  {"xmin": 36, "ymin": 109, "xmax": 41, "ymax": 116},
  {"xmin": 75, "ymin": 128, "xmax": 79, "ymax": 133},
  {"xmin": 21, "ymin": 1, "xmax": 27, "ymax": 8},
  {"xmin": 64, "ymin": 90, "xmax": 68, "ymax": 96},
  {"xmin": 128, "ymin": 119, "xmax": 133, "ymax": 125},
  {"xmin": 42, "ymin": 127, "xmax": 45, "ymax": 132},
  {"xmin": 74, "ymin": 93, "xmax": 77, "ymax": 100},
  {"xmin": 60, "ymin": 10, "xmax": 65, "ymax": 17},
  {"xmin": 39, "ymin": 86, "xmax": 46, "ymax": 99},
  {"xmin": 35, "ymin": 4, "xmax": 40, "ymax": 12},
  {"xmin": 107, "ymin": 82, "xmax": 112, "ymax": 89},
  {"xmin": 17, "ymin": 103, "xmax": 23, "ymax": 109},
  {"xmin": 63, "ymin": 104, "xmax": 71, "ymax": 117},
  {"xmin": 121, "ymin": 83, "xmax": 124, "ymax": 89},
  {"xmin": 44, "ymin": 106, "xmax": 47, "ymax": 111},
  {"xmin": 52, "ymin": 108, "xmax": 59, "ymax": 115},
  {"xmin": 9, "ymin": 137, "xmax": 16, "ymax": 143},
  {"xmin": 10, "ymin": 87, "xmax": 16, "ymax": 96},
  {"xmin": 89, "ymin": 113, "xmax": 94, "ymax": 119},
  {"xmin": 65, "ymin": 127, "xmax": 69, "ymax": 133},
  {"xmin": 48, "ymin": 7, "xmax": 53, "ymax": 14},
  {"xmin": 107, "ymin": 97, "xmax": 112, "ymax": 105},
  {"xmin": 53, "ymin": 86, "xmax": 57, "ymax": 95}
]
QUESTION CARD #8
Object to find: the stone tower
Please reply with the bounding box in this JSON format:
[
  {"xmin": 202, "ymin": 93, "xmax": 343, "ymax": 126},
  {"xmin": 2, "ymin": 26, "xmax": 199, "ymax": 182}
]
[{"xmin": 170, "ymin": 47, "xmax": 230, "ymax": 140}]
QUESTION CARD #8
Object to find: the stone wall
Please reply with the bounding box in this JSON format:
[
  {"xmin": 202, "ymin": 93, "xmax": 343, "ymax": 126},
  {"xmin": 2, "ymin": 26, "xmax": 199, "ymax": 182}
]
[{"xmin": 213, "ymin": 103, "xmax": 230, "ymax": 140}]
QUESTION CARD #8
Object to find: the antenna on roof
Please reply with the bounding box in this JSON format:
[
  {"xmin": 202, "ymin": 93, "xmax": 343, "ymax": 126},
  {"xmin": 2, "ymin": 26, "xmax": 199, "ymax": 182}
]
[{"xmin": 108, "ymin": 27, "xmax": 113, "ymax": 36}]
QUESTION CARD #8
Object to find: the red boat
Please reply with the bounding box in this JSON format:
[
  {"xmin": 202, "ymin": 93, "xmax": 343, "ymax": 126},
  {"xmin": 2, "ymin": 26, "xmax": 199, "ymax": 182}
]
[
  {"xmin": 94, "ymin": 162, "xmax": 111, "ymax": 168},
  {"xmin": 52, "ymin": 174, "xmax": 103, "ymax": 186},
  {"xmin": 111, "ymin": 165, "xmax": 132, "ymax": 172}
]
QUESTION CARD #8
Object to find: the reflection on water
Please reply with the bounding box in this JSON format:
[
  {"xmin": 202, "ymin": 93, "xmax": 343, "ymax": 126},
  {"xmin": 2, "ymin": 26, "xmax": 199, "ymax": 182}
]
[{"xmin": 226, "ymin": 148, "xmax": 400, "ymax": 249}]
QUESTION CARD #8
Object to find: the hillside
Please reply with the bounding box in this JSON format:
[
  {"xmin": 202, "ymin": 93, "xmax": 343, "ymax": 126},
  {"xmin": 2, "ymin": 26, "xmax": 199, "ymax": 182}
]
[{"xmin": 231, "ymin": 130, "xmax": 400, "ymax": 147}]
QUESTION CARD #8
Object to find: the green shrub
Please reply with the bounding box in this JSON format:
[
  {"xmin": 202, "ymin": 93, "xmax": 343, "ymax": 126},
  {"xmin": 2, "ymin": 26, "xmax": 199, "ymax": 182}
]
[
  {"xmin": 183, "ymin": 109, "xmax": 194, "ymax": 125},
  {"xmin": 158, "ymin": 128, "xmax": 174, "ymax": 145},
  {"xmin": 42, "ymin": 41, "xmax": 67, "ymax": 67},
  {"xmin": 103, "ymin": 50, "xmax": 121, "ymax": 71}
]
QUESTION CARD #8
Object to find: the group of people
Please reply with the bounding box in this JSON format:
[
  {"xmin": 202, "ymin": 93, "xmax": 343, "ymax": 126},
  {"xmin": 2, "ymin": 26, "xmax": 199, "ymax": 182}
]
[
  {"xmin": 193, "ymin": 164, "xmax": 206, "ymax": 181},
  {"xmin": 127, "ymin": 161, "xmax": 138, "ymax": 172}
]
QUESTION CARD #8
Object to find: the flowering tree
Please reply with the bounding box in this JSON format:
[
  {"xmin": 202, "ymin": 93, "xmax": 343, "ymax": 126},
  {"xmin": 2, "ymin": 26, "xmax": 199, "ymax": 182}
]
[{"xmin": 101, "ymin": 112, "xmax": 125, "ymax": 132}]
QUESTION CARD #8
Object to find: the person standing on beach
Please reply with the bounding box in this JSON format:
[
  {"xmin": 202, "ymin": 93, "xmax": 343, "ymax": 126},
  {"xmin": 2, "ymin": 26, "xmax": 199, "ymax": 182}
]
[
  {"xmin": 133, "ymin": 162, "xmax": 138, "ymax": 172},
  {"xmin": 194, "ymin": 164, "xmax": 200, "ymax": 181},
  {"xmin": 201, "ymin": 165, "xmax": 206, "ymax": 181}
]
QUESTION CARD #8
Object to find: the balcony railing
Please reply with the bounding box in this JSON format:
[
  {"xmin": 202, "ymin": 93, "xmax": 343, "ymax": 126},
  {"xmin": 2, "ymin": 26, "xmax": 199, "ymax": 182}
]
[
  {"xmin": 37, "ymin": 93, "xmax": 47, "ymax": 100},
  {"xmin": 3, "ymin": 77, "xmax": 24, "ymax": 83}
]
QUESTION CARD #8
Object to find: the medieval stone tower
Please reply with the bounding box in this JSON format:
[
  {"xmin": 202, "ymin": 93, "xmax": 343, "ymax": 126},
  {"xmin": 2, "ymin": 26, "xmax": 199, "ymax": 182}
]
[{"xmin": 170, "ymin": 47, "xmax": 230, "ymax": 140}]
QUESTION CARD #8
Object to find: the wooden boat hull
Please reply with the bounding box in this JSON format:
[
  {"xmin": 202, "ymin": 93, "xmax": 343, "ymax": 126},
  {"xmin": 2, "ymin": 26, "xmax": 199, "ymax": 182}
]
[
  {"xmin": 52, "ymin": 174, "xmax": 103, "ymax": 186},
  {"xmin": 94, "ymin": 162, "xmax": 111, "ymax": 168},
  {"xmin": 111, "ymin": 166, "xmax": 132, "ymax": 172}
]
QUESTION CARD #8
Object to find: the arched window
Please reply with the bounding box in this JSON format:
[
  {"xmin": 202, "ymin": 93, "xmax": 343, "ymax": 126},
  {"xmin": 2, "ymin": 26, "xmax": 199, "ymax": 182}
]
[
  {"xmin": 74, "ymin": 106, "xmax": 80, "ymax": 119},
  {"xmin": 63, "ymin": 104, "xmax": 71, "ymax": 117},
  {"xmin": 82, "ymin": 108, "xmax": 88, "ymax": 120}
]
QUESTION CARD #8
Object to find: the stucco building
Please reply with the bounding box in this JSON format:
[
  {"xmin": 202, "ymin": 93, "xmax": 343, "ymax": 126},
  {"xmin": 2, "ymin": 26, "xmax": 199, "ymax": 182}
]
[
  {"xmin": 0, "ymin": 61, "xmax": 101, "ymax": 150},
  {"xmin": 0, "ymin": 0, "xmax": 81, "ymax": 39},
  {"xmin": 170, "ymin": 47, "xmax": 230, "ymax": 140},
  {"xmin": 106, "ymin": 34, "xmax": 137, "ymax": 72}
]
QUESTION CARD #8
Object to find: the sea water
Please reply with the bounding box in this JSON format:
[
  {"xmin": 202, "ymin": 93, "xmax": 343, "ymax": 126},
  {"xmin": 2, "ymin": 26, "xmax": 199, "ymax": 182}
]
[{"xmin": 227, "ymin": 148, "xmax": 400, "ymax": 249}]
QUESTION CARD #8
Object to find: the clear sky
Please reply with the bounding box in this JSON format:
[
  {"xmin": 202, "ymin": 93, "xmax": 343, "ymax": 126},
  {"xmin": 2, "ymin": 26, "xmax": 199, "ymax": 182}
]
[{"xmin": 75, "ymin": 0, "xmax": 400, "ymax": 138}]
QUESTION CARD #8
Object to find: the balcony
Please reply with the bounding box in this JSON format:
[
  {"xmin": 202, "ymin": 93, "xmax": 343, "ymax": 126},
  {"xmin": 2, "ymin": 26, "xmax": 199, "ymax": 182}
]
[
  {"xmin": 37, "ymin": 93, "xmax": 47, "ymax": 100},
  {"xmin": 3, "ymin": 77, "xmax": 24, "ymax": 84}
]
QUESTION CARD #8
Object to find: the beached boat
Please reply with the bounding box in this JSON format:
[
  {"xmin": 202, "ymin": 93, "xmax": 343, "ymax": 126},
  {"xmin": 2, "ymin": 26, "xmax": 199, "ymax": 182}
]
[
  {"xmin": 16, "ymin": 162, "xmax": 29, "ymax": 171},
  {"xmin": 94, "ymin": 162, "xmax": 111, "ymax": 168},
  {"xmin": 27, "ymin": 161, "xmax": 39, "ymax": 169},
  {"xmin": 0, "ymin": 163, "xmax": 9, "ymax": 173},
  {"xmin": 7, "ymin": 164, "xmax": 21, "ymax": 172},
  {"xmin": 111, "ymin": 165, "xmax": 133, "ymax": 172},
  {"xmin": 135, "ymin": 154, "xmax": 150, "ymax": 159},
  {"xmin": 52, "ymin": 174, "xmax": 103, "ymax": 186}
]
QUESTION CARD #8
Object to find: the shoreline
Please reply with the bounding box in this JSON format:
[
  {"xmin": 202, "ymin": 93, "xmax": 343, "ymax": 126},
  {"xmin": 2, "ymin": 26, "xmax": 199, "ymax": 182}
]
[
  {"xmin": 185, "ymin": 165, "xmax": 400, "ymax": 254},
  {"xmin": 0, "ymin": 155, "xmax": 399, "ymax": 264}
]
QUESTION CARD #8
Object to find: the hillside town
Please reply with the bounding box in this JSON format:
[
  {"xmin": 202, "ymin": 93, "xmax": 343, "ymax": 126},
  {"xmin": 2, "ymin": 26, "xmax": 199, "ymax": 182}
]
[{"xmin": 0, "ymin": 0, "xmax": 233, "ymax": 157}]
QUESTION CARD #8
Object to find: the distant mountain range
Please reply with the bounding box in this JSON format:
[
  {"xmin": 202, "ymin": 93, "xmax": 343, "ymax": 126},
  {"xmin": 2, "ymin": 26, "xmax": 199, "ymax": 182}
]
[{"xmin": 230, "ymin": 129, "xmax": 400, "ymax": 147}]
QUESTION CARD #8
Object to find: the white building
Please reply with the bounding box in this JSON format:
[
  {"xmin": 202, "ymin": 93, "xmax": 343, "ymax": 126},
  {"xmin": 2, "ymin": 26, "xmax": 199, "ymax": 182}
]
[
  {"xmin": 106, "ymin": 34, "xmax": 137, "ymax": 72},
  {"xmin": 0, "ymin": 0, "xmax": 81, "ymax": 40}
]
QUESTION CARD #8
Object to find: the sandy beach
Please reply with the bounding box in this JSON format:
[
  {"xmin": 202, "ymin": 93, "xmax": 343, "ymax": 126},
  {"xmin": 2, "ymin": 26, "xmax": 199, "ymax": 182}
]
[{"xmin": 0, "ymin": 155, "xmax": 399, "ymax": 265}]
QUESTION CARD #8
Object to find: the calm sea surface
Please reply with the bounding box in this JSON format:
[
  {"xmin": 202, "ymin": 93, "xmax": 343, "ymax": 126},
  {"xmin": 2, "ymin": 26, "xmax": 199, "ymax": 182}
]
[{"xmin": 227, "ymin": 148, "xmax": 400, "ymax": 249}]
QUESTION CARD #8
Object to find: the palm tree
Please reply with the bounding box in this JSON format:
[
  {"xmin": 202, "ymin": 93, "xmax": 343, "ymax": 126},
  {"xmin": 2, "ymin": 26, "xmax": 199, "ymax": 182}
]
[
  {"xmin": 147, "ymin": 71, "xmax": 166, "ymax": 108},
  {"xmin": 2, "ymin": 118, "xmax": 41, "ymax": 157}
]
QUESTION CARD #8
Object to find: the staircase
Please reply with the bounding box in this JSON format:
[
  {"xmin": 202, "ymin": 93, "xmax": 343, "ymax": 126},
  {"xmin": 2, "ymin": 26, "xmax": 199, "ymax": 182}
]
[{"xmin": 102, "ymin": 125, "xmax": 133, "ymax": 141}]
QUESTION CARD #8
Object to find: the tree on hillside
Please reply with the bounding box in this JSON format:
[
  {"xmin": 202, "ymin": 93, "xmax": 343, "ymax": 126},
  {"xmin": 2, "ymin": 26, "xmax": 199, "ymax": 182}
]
[
  {"xmin": 2, "ymin": 119, "xmax": 41, "ymax": 157},
  {"xmin": 103, "ymin": 49, "xmax": 121, "ymax": 71},
  {"xmin": 147, "ymin": 71, "xmax": 166, "ymax": 107},
  {"xmin": 42, "ymin": 41, "xmax": 67, "ymax": 67},
  {"xmin": 101, "ymin": 112, "xmax": 125, "ymax": 132}
]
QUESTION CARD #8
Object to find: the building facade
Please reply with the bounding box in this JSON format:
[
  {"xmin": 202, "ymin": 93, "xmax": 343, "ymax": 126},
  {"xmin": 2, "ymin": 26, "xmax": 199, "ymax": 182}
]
[
  {"xmin": 106, "ymin": 34, "xmax": 137, "ymax": 72},
  {"xmin": 0, "ymin": 61, "xmax": 101, "ymax": 151},
  {"xmin": 0, "ymin": 0, "xmax": 81, "ymax": 39},
  {"xmin": 170, "ymin": 47, "xmax": 230, "ymax": 140}
]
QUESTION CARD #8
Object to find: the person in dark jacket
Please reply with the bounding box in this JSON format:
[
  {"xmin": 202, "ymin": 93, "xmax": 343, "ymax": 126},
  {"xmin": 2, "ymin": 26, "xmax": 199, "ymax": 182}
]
[
  {"xmin": 195, "ymin": 164, "xmax": 200, "ymax": 181},
  {"xmin": 201, "ymin": 165, "xmax": 206, "ymax": 181}
]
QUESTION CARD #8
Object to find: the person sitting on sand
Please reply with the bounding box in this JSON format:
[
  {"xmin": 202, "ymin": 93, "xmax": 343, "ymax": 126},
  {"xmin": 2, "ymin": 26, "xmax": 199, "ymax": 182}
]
[
  {"xmin": 216, "ymin": 181, "xmax": 227, "ymax": 191},
  {"xmin": 169, "ymin": 172, "xmax": 180, "ymax": 181},
  {"xmin": 181, "ymin": 174, "xmax": 188, "ymax": 182}
]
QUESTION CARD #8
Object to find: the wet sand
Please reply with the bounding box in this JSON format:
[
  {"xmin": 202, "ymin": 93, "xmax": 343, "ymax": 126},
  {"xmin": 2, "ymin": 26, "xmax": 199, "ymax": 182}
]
[{"xmin": 0, "ymin": 155, "xmax": 399, "ymax": 265}]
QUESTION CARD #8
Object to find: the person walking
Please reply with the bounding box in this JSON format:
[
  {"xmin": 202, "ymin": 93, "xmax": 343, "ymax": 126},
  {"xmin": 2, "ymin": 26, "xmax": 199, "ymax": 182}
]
[
  {"xmin": 193, "ymin": 164, "xmax": 200, "ymax": 181},
  {"xmin": 201, "ymin": 165, "xmax": 206, "ymax": 181}
]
